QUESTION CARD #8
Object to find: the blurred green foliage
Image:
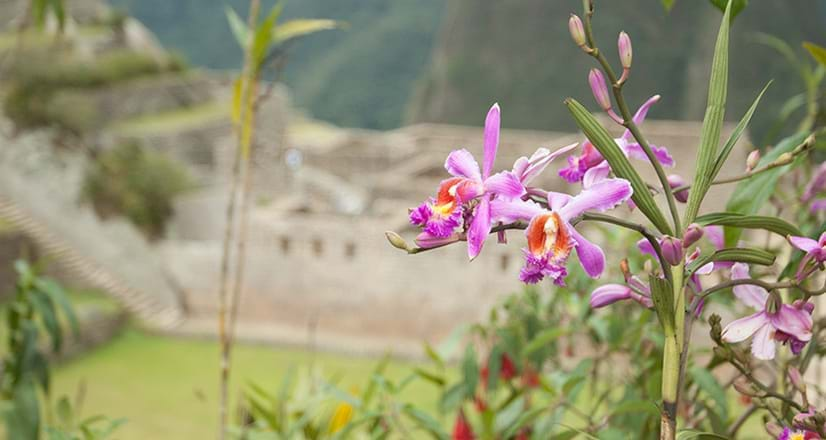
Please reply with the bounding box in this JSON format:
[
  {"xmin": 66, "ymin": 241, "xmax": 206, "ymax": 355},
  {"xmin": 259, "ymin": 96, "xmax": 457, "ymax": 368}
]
[
  {"xmin": 3, "ymin": 49, "xmax": 185, "ymax": 133},
  {"xmin": 82, "ymin": 141, "xmax": 190, "ymax": 239},
  {"xmin": 110, "ymin": 0, "xmax": 445, "ymax": 130}
]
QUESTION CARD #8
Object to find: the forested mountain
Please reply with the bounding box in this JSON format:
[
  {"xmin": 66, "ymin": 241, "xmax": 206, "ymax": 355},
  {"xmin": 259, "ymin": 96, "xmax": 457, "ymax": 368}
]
[
  {"xmin": 109, "ymin": 0, "xmax": 825, "ymax": 137},
  {"xmin": 109, "ymin": 0, "xmax": 445, "ymax": 129}
]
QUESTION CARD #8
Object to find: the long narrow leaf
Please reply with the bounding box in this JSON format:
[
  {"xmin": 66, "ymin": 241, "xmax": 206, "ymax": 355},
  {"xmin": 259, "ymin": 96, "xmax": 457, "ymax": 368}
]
[
  {"xmin": 694, "ymin": 212, "xmax": 801, "ymax": 238},
  {"xmin": 224, "ymin": 6, "xmax": 248, "ymax": 49},
  {"xmin": 709, "ymin": 81, "xmax": 771, "ymax": 181},
  {"xmin": 272, "ymin": 19, "xmax": 342, "ymax": 46},
  {"xmin": 566, "ymin": 99, "xmax": 672, "ymax": 234},
  {"xmin": 684, "ymin": 0, "xmax": 731, "ymax": 224},
  {"xmin": 686, "ymin": 247, "xmax": 775, "ymax": 277}
]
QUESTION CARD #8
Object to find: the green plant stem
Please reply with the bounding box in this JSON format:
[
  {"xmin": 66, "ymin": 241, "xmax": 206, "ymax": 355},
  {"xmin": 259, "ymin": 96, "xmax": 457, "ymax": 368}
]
[{"xmin": 581, "ymin": 0, "xmax": 682, "ymax": 236}]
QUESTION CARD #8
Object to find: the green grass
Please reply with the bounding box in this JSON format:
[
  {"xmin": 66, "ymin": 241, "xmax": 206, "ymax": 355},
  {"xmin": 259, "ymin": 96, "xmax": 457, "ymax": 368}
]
[{"xmin": 52, "ymin": 329, "xmax": 442, "ymax": 439}]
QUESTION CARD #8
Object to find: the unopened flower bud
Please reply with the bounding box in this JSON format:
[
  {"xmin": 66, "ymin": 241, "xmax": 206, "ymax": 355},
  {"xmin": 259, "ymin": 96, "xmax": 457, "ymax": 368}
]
[
  {"xmin": 569, "ymin": 15, "xmax": 587, "ymax": 49},
  {"xmin": 774, "ymin": 152, "xmax": 794, "ymax": 166},
  {"xmin": 709, "ymin": 314, "xmax": 723, "ymax": 341},
  {"xmin": 588, "ymin": 69, "xmax": 612, "ymax": 111},
  {"xmin": 682, "ymin": 223, "xmax": 704, "ymax": 248},
  {"xmin": 385, "ymin": 231, "xmax": 409, "ymax": 251},
  {"xmin": 765, "ymin": 422, "xmax": 784, "ymax": 438},
  {"xmin": 746, "ymin": 149, "xmax": 760, "ymax": 172},
  {"xmin": 788, "ymin": 367, "xmax": 806, "ymax": 394},
  {"xmin": 618, "ymin": 31, "xmax": 632, "ymax": 69},
  {"xmin": 660, "ymin": 236, "xmax": 683, "ymax": 266},
  {"xmin": 667, "ymin": 175, "xmax": 689, "ymax": 203},
  {"xmin": 734, "ymin": 378, "xmax": 761, "ymax": 397}
]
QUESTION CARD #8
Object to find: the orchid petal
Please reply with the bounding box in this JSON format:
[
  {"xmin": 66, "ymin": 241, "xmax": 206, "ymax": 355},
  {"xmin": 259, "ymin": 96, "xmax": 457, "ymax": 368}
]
[
  {"xmin": 482, "ymin": 103, "xmax": 500, "ymax": 179},
  {"xmin": 771, "ymin": 305, "xmax": 813, "ymax": 342},
  {"xmin": 623, "ymin": 143, "xmax": 675, "ymax": 167},
  {"xmin": 810, "ymin": 198, "xmax": 826, "ymax": 213},
  {"xmin": 731, "ymin": 263, "xmax": 769, "ymax": 310},
  {"xmin": 558, "ymin": 178, "xmax": 633, "ymax": 222},
  {"xmin": 490, "ymin": 198, "xmax": 544, "ymax": 224},
  {"xmin": 484, "ymin": 171, "xmax": 525, "ymax": 199},
  {"xmin": 582, "ymin": 162, "xmax": 610, "ymax": 189},
  {"xmin": 636, "ymin": 238, "xmax": 656, "ymax": 258},
  {"xmin": 705, "ymin": 225, "xmax": 725, "ymax": 251},
  {"xmin": 547, "ymin": 192, "xmax": 572, "ymax": 211},
  {"xmin": 516, "ymin": 143, "xmax": 579, "ymax": 185},
  {"xmin": 722, "ymin": 311, "xmax": 769, "ymax": 343},
  {"xmin": 750, "ymin": 322, "xmax": 776, "ymax": 360},
  {"xmin": 445, "ymin": 149, "xmax": 482, "ymax": 181},
  {"xmin": 415, "ymin": 232, "xmax": 460, "ymax": 249},
  {"xmin": 695, "ymin": 262, "xmax": 715, "ymax": 275},
  {"xmin": 590, "ymin": 284, "xmax": 631, "ymax": 308},
  {"xmin": 570, "ymin": 227, "xmax": 605, "ymax": 278},
  {"xmin": 621, "ymin": 95, "xmax": 660, "ymax": 140},
  {"xmin": 467, "ymin": 197, "xmax": 491, "ymax": 260},
  {"xmin": 788, "ymin": 235, "xmax": 820, "ymax": 253}
]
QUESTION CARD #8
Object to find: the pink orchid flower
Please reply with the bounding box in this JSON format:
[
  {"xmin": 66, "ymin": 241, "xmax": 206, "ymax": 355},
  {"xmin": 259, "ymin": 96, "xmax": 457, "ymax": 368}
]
[
  {"xmin": 722, "ymin": 263, "xmax": 813, "ymax": 360},
  {"xmin": 409, "ymin": 103, "xmax": 525, "ymax": 259},
  {"xmin": 558, "ymin": 95, "xmax": 674, "ymax": 184},
  {"xmin": 491, "ymin": 178, "xmax": 633, "ymax": 285},
  {"xmin": 788, "ymin": 232, "xmax": 826, "ymax": 281},
  {"xmin": 778, "ymin": 427, "xmax": 820, "ymax": 440}
]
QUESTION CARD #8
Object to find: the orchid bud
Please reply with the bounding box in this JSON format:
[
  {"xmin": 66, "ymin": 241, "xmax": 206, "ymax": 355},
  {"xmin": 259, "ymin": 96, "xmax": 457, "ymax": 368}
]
[
  {"xmin": 618, "ymin": 31, "xmax": 632, "ymax": 69},
  {"xmin": 569, "ymin": 15, "xmax": 587, "ymax": 49},
  {"xmin": 588, "ymin": 69, "xmax": 612, "ymax": 111},
  {"xmin": 667, "ymin": 174, "xmax": 689, "ymax": 203},
  {"xmin": 733, "ymin": 378, "xmax": 761, "ymax": 397},
  {"xmin": 660, "ymin": 236, "xmax": 683, "ymax": 266},
  {"xmin": 774, "ymin": 152, "xmax": 794, "ymax": 166},
  {"xmin": 746, "ymin": 149, "xmax": 760, "ymax": 172},
  {"xmin": 414, "ymin": 232, "xmax": 459, "ymax": 249},
  {"xmin": 765, "ymin": 422, "xmax": 784, "ymax": 438},
  {"xmin": 590, "ymin": 284, "xmax": 632, "ymax": 308},
  {"xmin": 682, "ymin": 224, "xmax": 704, "ymax": 248},
  {"xmin": 385, "ymin": 231, "xmax": 409, "ymax": 251},
  {"xmin": 788, "ymin": 367, "xmax": 806, "ymax": 394}
]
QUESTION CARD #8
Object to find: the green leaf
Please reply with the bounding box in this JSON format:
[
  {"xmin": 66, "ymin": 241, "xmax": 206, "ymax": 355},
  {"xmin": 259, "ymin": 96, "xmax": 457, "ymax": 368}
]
[
  {"xmin": 55, "ymin": 396, "xmax": 73, "ymax": 428},
  {"xmin": 461, "ymin": 345, "xmax": 478, "ymax": 400},
  {"xmin": 224, "ymin": 5, "xmax": 249, "ymax": 49},
  {"xmin": 804, "ymin": 42, "xmax": 826, "ymax": 67},
  {"xmin": 251, "ymin": 3, "xmax": 284, "ymax": 72},
  {"xmin": 688, "ymin": 367, "xmax": 728, "ymax": 424},
  {"xmin": 709, "ymin": 81, "xmax": 771, "ymax": 182},
  {"xmin": 402, "ymin": 405, "xmax": 448, "ymax": 440},
  {"xmin": 676, "ymin": 429, "xmax": 729, "ymax": 439},
  {"xmin": 501, "ymin": 407, "xmax": 546, "ymax": 438},
  {"xmin": 661, "ymin": 0, "xmax": 676, "ymax": 11},
  {"xmin": 686, "ymin": 247, "xmax": 775, "ymax": 277},
  {"xmin": 650, "ymin": 276, "xmax": 675, "ymax": 333},
  {"xmin": 565, "ymin": 99, "xmax": 672, "ymax": 235},
  {"xmin": 439, "ymin": 382, "xmax": 465, "ymax": 413},
  {"xmin": 35, "ymin": 279, "xmax": 79, "ymax": 336},
  {"xmin": 423, "ymin": 341, "xmax": 445, "ymax": 370},
  {"xmin": 694, "ymin": 212, "xmax": 801, "ymax": 238},
  {"xmin": 413, "ymin": 368, "xmax": 445, "ymax": 387},
  {"xmin": 6, "ymin": 380, "xmax": 41, "ymax": 440},
  {"xmin": 724, "ymin": 131, "xmax": 809, "ymax": 245},
  {"xmin": 361, "ymin": 354, "xmax": 390, "ymax": 408},
  {"xmin": 486, "ymin": 345, "xmax": 502, "ymax": 391},
  {"xmin": 685, "ymin": 0, "xmax": 731, "ymax": 224},
  {"xmin": 272, "ymin": 19, "xmax": 342, "ymax": 46},
  {"xmin": 610, "ymin": 399, "xmax": 659, "ymax": 418},
  {"xmin": 708, "ymin": 0, "xmax": 748, "ymax": 19},
  {"xmin": 522, "ymin": 328, "xmax": 566, "ymax": 358},
  {"xmin": 494, "ymin": 396, "xmax": 525, "ymax": 433},
  {"xmin": 31, "ymin": 290, "xmax": 62, "ymax": 352}
]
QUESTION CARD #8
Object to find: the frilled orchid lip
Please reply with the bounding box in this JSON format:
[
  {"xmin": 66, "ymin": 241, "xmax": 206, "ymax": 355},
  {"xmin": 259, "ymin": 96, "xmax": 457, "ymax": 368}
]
[{"xmin": 526, "ymin": 212, "xmax": 573, "ymax": 261}]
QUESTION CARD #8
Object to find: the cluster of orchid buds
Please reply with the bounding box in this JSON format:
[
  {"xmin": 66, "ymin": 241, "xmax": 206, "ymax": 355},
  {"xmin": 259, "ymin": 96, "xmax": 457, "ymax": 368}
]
[{"xmin": 388, "ymin": 1, "xmax": 824, "ymax": 437}]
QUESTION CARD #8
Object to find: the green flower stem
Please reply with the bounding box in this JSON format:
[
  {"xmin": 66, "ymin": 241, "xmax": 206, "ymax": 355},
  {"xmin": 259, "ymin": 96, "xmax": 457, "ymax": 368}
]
[{"xmin": 581, "ymin": 0, "xmax": 682, "ymax": 236}]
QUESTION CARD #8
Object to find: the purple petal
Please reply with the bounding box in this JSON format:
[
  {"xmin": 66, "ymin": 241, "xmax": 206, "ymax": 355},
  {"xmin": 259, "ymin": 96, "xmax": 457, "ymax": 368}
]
[
  {"xmin": 570, "ymin": 227, "xmax": 605, "ymax": 278},
  {"xmin": 695, "ymin": 262, "xmax": 715, "ymax": 275},
  {"xmin": 624, "ymin": 143, "xmax": 675, "ymax": 167},
  {"xmin": 705, "ymin": 225, "xmax": 725, "ymax": 250},
  {"xmin": 558, "ymin": 178, "xmax": 633, "ymax": 222},
  {"xmin": 445, "ymin": 149, "xmax": 482, "ymax": 181},
  {"xmin": 490, "ymin": 198, "xmax": 544, "ymax": 224},
  {"xmin": 810, "ymin": 198, "xmax": 826, "ymax": 213},
  {"xmin": 788, "ymin": 235, "xmax": 820, "ymax": 253},
  {"xmin": 582, "ymin": 162, "xmax": 610, "ymax": 188},
  {"xmin": 547, "ymin": 192, "xmax": 573, "ymax": 211},
  {"xmin": 590, "ymin": 284, "xmax": 631, "ymax": 308},
  {"xmin": 771, "ymin": 305, "xmax": 813, "ymax": 342},
  {"xmin": 636, "ymin": 238, "xmax": 656, "ymax": 258},
  {"xmin": 484, "ymin": 171, "xmax": 525, "ymax": 199},
  {"xmin": 415, "ymin": 232, "xmax": 460, "ymax": 249},
  {"xmin": 750, "ymin": 322, "xmax": 776, "ymax": 360},
  {"xmin": 467, "ymin": 197, "xmax": 491, "ymax": 260},
  {"xmin": 621, "ymin": 95, "xmax": 660, "ymax": 140},
  {"xmin": 722, "ymin": 311, "xmax": 768, "ymax": 343},
  {"xmin": 482, "ymin": 103, "xmax": 500, "ymax": 179},
  {"xmin": 801, "ymin": 162, "xmax": 826, "ymax": 202},
  {"xmin": 515, "ymin": 143, "xmax": 578, "ymax": 185},
  {"xmin": 731, "ymin": 263, "xmax": 769, "ymax": 310}
]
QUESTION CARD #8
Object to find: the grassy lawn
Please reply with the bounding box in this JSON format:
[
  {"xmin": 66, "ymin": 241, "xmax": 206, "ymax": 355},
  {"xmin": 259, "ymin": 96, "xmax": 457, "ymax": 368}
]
[{"xmin": 53, "ymin": 329, "xmax": 441, "ymax": 439}]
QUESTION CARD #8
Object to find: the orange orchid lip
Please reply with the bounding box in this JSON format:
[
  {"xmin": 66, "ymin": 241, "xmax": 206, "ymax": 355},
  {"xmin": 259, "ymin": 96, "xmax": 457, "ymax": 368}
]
[{"xmin": 526, "ymin": 212, "xmax": 572, "ymax": 261}]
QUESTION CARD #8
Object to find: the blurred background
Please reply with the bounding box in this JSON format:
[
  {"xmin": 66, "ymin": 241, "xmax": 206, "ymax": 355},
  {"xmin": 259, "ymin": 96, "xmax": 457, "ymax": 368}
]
[{"xmin": 0, "ymin": 0, "xmax": 824, "ymax": 438}]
